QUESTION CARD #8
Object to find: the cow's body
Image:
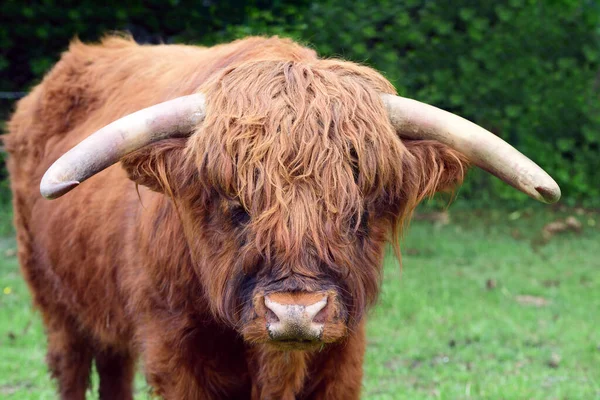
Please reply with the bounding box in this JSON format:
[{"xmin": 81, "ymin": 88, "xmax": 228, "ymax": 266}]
[
  {"xmin": 7, "ymin": 36, "xmax": 396, "ymax": 399},
  {"xmin": 6, "ymin": 31, "xmax": 561, "ymax": 399}
]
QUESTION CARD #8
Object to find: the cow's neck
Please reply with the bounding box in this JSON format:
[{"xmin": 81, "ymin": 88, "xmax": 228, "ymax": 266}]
[{"xmin": 247, "ymin": 344, "xmax": 311, "ymax": 400}]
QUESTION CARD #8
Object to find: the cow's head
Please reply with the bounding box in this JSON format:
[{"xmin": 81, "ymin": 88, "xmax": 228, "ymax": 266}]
[{"xmin": 40, "ymin": 59, "xmax": 560, "ymax": 350}]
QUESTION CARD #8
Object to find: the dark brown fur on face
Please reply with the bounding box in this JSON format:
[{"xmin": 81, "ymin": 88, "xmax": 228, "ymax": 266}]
[{"xmin": 4, "ymin": 35, "xmax": 468, "ymax": 399}]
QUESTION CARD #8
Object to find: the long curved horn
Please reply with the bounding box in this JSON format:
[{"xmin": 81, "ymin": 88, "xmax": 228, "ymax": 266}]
[
  {"xmin": 381, "ymin": 94, "xmax": 560, "ymax": 204},
  {"xmin": 40, "ymin": 93, "xmax": 206, "ymax": 199}
]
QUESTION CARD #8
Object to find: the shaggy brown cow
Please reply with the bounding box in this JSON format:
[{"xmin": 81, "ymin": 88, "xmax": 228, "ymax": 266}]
[{"xmin": 4, "ymin": 35, "xmax": 559, "ymax": 399}]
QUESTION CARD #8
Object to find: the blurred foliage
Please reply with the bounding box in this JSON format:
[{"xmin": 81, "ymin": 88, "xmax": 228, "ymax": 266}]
[{"xmin": 1, "ymin": 0, "xmax": 599, "ymax": 206}]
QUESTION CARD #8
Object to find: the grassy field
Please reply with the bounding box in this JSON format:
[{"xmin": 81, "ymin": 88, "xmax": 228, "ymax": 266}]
[{"xmin": 0, "ymin": 207, "xmax": 598, "ymax": 399}]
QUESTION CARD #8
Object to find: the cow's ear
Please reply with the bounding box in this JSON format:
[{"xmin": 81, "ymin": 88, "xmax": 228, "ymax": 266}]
[
  {"xmin": 403, "ymin": 140, "xmax": 470, "ymax": 202},
  {"xmin": 120, "ymin": 138, "xmax": 193, "ymax": 194}
]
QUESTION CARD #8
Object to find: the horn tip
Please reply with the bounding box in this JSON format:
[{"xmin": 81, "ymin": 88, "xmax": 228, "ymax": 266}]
[
  {"xmin": 535, "ymin": 185, "xmax": 561, "ymax": 204},
  {"xmin": 40, "ymin": 180, "xmax": 80, "ymax": 200}
]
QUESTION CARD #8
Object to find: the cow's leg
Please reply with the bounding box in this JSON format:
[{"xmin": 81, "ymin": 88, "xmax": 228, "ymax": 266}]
[
  {"xmin": 305, "ymin": 321, "xmax": 366, "ymax": 400},
  {"xmin": 95, "ymin": 348, "xmax": 135, "ymax": 400},
  {"xmin": 45, "ymin": 318, "xmax": 94, "ymax": 400}
]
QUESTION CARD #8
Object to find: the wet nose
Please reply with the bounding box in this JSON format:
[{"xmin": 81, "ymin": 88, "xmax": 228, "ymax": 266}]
[{"xmin": 264, "ymin": 292, "xmax": 328, "ymax": 342}]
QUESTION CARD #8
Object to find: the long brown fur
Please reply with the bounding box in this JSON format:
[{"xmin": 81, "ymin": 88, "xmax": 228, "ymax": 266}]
[{"xmin": 4, "ymin": 34, "xmax": 468, "ymax": 399}]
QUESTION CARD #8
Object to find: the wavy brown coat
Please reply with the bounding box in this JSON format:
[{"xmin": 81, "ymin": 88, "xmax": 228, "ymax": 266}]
[{"xmin": 4, "ymin": 36, "xmax": 468, "ymax": 399}]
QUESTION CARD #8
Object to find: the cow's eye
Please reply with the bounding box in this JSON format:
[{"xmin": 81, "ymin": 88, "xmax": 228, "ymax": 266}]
[{"xmin": 230, "ymin": 205, "xmax": 251, "ymax": 226}]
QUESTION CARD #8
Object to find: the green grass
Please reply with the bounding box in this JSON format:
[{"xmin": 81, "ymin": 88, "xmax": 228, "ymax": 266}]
[{"xmin": 0, "ymin": 208, "xmax": 598, "ymax": 399}]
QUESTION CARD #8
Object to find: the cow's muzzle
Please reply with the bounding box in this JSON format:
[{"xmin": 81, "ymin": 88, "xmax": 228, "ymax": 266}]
[
  {"xmin": 243, "ymin": 290, "xmax": 347, "ymax": 349},
  {"xmin": 264, "ymin": 292, "xmax": 328, "ymax": 342}
]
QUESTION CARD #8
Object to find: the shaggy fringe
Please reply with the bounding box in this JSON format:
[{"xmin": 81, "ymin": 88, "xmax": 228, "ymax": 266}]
[{"xmin": 188, "ymin": 59, "xmax": 402, "ymax": 262}]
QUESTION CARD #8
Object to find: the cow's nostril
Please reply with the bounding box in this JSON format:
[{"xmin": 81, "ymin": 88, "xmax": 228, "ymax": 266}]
[
  {"xmin": 265, "ymin": 307, "xmax": 279, "ymax": 324},
  {"xmin": 312, "ymin": 301, "xmax": 330, "ymax": 324}
]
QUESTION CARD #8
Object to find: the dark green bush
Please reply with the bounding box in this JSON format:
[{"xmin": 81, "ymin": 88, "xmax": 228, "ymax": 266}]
[
  {"xmin": 0, "ymin": 1, "xmax": 309, "ymax": 93},
  {"xmin": 1, "ymin": 0, "xmax": 599, "ymax": 206}
]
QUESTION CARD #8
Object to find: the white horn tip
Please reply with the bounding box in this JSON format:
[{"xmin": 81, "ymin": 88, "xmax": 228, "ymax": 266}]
[
  {"xmin": 40, "ymin": 179, "xmax": 80, "ymax": 200},
  {"xmin": 535, "ymin": 184, "xmax": 561, "ymax": 204}
]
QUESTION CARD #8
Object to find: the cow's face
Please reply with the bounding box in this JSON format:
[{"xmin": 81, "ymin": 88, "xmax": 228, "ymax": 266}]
[
  {"xmin": 173, "ymin": 60, "xmax": 410, "ymax": 349},
  {"xmin": 176, "ymin": 159, "xmax": 405, "ymax": 350},
  {"xmin": 177, "ymin": 158, "xmax": 407, "ymax": 350}
]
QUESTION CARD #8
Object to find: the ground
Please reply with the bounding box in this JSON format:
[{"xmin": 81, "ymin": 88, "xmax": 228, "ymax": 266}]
[{"xmin": 0, "ymin": 207, "xmax": 598, "ymax": 399}]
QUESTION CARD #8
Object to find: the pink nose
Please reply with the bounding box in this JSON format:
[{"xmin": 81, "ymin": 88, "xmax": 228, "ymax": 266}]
[{"xmin": 264, "ymin": 292, "xmax": 328, "ymax": 341}]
